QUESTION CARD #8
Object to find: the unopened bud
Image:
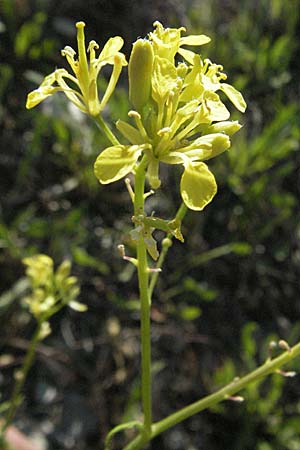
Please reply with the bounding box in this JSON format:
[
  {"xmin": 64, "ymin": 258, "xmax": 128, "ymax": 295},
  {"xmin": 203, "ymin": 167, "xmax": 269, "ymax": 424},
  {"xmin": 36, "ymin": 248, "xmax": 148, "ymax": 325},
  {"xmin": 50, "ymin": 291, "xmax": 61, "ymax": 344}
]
[
  {"xmin": 162, "ymin": 237, "xmax": 172, "ymax": 249},
  {"xmin": 129, "ymin": 39, "xmax": 154, "ymax": 112}
]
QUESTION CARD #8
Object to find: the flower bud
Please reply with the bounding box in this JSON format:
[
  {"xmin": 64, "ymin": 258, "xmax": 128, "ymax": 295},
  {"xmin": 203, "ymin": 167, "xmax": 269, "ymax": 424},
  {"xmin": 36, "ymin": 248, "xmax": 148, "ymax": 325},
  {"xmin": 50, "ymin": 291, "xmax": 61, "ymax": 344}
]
[{"xmin": 129, "ymin": 39, "xmax": 154, "ymax": 112}]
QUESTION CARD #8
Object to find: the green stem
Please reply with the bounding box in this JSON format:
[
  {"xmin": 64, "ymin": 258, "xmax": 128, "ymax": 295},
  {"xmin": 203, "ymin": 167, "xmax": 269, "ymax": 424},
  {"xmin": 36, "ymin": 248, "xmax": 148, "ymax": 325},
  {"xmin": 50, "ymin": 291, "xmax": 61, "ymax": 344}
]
[
  {"xmin": 149, "ymin": 203, "xmax": 187, "ymax": 298},
  {"xmin": 134, "ymin": 157, "xmax": 152, "ymax": 435},
  {"xmin": 1, "ymin": 320, "xmax": 42, "ymax": 434},
  {"xmin": 123, "ymin": 341, "xmax": 300, "ymax": 450},
  {"xmin": 93, "ymin": 115, "xmax": 120, "ymax": 146}
]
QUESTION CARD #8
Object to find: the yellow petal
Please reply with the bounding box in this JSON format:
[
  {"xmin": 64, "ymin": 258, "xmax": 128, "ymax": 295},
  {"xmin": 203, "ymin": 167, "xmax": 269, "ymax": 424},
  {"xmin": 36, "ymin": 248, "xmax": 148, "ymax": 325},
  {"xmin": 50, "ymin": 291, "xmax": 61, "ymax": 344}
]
[
  {"xmin": 98, "ymin": 36, "xmax": 126, "ymax": 64},
  {"xmin": 180, "ymin": 35, "xmax": 211, "ymax": 46},
  {"xmin": 177, "ymin": 47, "xmax": 198, "ymax": 65},
  {"xmin": 152, "ymin": 55, "xmax": 178, "ymax": 103},
  {"xmin": 180, "ymin": 162, "xmax": 217, "ymax": 210},
  {"xmin": 26, "ymin": 87, "xmax": 57, "ymax": 108},
  {"xmin": 94, "ymin": 145, "xmax": 142, "ymax": 184},
  {"xmin": 220, "ymin": 83, "xmax": 247, "ymax": 112}
]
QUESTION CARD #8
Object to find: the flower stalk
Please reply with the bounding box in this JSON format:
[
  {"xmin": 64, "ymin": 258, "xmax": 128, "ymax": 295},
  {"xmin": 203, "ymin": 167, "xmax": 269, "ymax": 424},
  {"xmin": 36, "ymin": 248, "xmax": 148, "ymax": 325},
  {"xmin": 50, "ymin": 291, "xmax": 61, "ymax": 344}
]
[{"xmin": 133, "ymin": 157, "xmax": 152, "ymax": 435}]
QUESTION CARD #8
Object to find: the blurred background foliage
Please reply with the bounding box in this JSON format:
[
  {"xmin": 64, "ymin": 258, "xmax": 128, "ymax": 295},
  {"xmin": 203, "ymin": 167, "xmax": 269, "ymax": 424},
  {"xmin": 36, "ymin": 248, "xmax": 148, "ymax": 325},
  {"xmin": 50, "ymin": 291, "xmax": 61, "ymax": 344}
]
[{"xmin": 0, "ymin": 0, "xmax": 300, "ymax": 449}]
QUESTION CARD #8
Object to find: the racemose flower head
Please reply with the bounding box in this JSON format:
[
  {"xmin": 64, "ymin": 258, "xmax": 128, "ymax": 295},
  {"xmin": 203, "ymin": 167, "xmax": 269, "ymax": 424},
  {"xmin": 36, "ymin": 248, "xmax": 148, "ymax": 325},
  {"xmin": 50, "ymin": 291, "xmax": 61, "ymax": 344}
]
[{"xmin": 94, "ymin": 22, "xmax": 246, "ymax": 211}]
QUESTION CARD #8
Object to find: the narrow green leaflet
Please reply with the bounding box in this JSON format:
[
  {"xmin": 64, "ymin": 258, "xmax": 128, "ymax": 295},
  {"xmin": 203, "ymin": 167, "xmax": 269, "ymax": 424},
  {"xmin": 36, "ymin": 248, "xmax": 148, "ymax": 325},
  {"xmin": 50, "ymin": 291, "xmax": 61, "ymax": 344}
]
[
  {"xmin": 180, "ymin": 162, "xmax": 217, "ymax": 210},
  {"xmin": 94, "ymin": 145, "xmax": 142, "ymax": 184}
]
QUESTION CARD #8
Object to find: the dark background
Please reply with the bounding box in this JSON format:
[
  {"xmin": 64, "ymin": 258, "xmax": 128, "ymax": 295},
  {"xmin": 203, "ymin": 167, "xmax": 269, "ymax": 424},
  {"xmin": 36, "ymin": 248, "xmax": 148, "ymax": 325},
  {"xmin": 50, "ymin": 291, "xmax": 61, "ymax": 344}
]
[{"xmin": 1, "ymin": 0, "xmax": 300, "ymax": 449}]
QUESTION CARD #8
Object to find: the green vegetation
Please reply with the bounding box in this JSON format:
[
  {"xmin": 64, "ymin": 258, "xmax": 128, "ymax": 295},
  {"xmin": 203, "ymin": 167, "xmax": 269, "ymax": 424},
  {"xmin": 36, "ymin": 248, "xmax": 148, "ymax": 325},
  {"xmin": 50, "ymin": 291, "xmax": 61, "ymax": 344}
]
[{"xmin": 0, "ymin": 1, "xmax": 299, "ymax": 449}]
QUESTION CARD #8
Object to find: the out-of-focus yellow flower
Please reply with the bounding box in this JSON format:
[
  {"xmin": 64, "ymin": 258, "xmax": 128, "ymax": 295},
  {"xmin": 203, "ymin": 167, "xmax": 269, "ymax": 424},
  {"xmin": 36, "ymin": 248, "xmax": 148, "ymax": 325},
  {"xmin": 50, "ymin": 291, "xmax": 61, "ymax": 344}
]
[
  {"xmin": 23, "ymin": 254, "xmax": 86, "ymax": 319},
  {"xmin": 26, "ymin": 22, "xmax": 127, "ymax": 116}
]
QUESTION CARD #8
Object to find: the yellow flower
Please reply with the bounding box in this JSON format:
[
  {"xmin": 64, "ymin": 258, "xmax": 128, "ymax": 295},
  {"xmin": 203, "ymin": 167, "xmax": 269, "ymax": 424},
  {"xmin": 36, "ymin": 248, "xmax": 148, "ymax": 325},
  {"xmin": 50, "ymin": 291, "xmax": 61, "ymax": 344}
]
[
  {"xmin": 26, "ymin": 22, "xmax": 127, "ymax": 116},
  {"xmin": 148, "ymin": 21, "xmax": 211, "ymax": 63},
  {"xmin": 95, "ymin": 22, "xmax": 246, "ymax": 211}
]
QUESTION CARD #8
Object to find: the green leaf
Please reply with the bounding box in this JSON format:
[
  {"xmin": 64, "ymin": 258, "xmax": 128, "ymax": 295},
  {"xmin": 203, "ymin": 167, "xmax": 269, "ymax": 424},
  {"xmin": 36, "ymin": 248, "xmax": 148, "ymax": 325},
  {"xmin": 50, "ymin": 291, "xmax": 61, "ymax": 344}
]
[
  {"xmin": 220, "ymin": 83, "xmax": 247, "ymax": 112},
  {"xmin": 94, "ymin": 145, "xmax": 141, "ymax": 184},
  {"xmin": 72, "ymin": 247, "xmax": 109, "ymax": 275},
  {"xmin": 179, "ymin": 305, "xmax": 202, "ymax": 321},
  {"xmin": 180, "ymin": 162, "xmax": 217, "ymax": 211}
]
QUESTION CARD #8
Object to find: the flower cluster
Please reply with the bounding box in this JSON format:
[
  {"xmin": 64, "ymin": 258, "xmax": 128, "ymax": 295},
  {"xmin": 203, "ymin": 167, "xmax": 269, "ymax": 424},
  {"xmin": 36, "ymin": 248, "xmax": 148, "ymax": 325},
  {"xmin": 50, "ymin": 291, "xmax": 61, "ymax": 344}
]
[
  {"xmin": 94, "ymin": 21, "xmax": 246, "ymax": 210},
  {"xmin": 23, "ymin": 254, "xmax": 86, "ymax": 321},
  {"xmin": 26, "ymin": 21, "xmax": 246, "ymax": 211}
]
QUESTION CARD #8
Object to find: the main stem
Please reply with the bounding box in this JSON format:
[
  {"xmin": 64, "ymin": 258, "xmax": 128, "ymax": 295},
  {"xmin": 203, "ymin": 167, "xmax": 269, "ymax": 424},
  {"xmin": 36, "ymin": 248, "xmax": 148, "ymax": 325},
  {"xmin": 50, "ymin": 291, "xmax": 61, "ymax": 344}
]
[{"xmin": 134, "ymin": 157, "xmax": 152, "ymax": 435}]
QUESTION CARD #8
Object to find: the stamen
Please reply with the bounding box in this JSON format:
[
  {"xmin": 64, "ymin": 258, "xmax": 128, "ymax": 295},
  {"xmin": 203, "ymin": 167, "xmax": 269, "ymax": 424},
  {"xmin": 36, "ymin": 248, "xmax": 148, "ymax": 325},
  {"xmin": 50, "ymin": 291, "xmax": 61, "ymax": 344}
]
[
  {"xmin": 157, "ymin": 127, "xmax": 171, "ymax": 137},
  {"xmin": 164, "ymin": 91, "xmax": 175, "ymax": 127},
  {"xmin": 61, "ymin": 46, "xmax": 78, "ymax": 75},
  {"xmin": 99, "ymin": 55, "xmax": 123, "ymax": 112},
  {"xmin": 128, "ymin": 110, "xmax": 150, "ymax": 141},
  {"xmin": 125, "ymin": 178, "xmax": 135, "ymax": 202},
  {"xmin": 88, "ymin": 40, "xmax": 99, "ymax": 62}
]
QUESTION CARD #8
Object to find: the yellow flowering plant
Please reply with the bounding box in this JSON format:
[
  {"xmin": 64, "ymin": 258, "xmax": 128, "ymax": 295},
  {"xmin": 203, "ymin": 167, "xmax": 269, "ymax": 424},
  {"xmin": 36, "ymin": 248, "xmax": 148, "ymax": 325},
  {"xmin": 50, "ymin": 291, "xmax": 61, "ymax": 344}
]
[
  {"xmin": 8, "ymin": 20, "xmax": 299, "ymax": 450},
  {"xmin": 0, "ymin": 255, "xmax": 85, "ymax": 441}
]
